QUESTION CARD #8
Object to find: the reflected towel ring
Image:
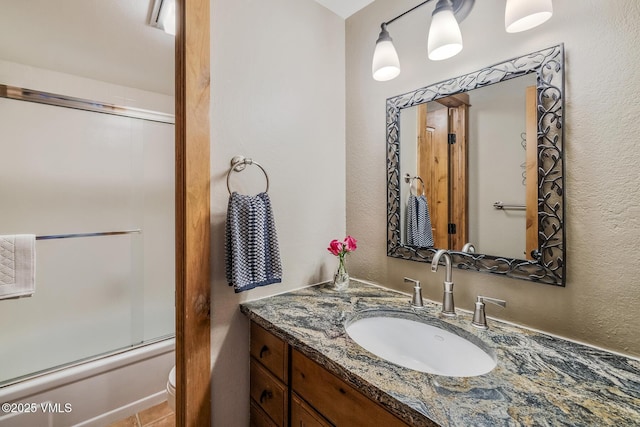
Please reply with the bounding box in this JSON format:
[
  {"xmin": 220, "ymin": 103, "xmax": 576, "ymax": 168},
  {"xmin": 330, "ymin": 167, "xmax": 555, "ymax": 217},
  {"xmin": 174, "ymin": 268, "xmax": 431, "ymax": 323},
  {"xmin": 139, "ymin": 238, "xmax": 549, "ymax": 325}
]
[
  {"xmin": 411, "ymin": 176, "xmax": 425, "ymax": 196},
  {"xmin": 404, "ymin": 173, "xmax": 425, "ymax": 197},
  {"xmin": 226, "ymin": 155, "xmax": 270, "ymax": 194}
]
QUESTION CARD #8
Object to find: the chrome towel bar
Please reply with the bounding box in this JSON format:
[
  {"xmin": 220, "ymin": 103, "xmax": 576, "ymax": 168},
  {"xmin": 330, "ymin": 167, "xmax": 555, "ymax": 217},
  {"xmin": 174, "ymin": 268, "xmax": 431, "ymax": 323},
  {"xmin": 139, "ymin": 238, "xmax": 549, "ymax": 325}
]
[
  {"xmin": 493, "ymin": 201, "xmax": 526, "ymax": 211},
  {"xmin": 35, "ymin": 229, "xmax": 142, "ymax": 240}
]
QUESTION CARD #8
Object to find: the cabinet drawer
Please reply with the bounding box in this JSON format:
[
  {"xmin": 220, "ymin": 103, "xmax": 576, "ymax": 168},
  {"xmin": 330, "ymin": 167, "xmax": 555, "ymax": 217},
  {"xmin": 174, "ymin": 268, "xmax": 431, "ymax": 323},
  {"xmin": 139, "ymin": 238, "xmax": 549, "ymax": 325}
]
[
  {"xmin": 291, "ymin": 392, "xmax": 333, "ymax": 427},
  {"xmin": 292, "ymin": 350, "xmax": 409, "ymax": 427},
  {"xmin": 250, "ymin": 359, "xmax": 287, "ymax": 427},
  {"xmin": 250, "ymin": 400, "xmax": 278, "ymax": 427},
  {"xmin": 251, "ymin": 322, "xmax": 288, "ymax": 383}
]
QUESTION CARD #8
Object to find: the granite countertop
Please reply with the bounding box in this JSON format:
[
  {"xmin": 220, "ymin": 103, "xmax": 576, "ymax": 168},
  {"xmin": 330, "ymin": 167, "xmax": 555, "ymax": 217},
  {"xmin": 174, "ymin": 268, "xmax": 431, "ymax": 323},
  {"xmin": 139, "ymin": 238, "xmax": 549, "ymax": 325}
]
[{"xmin": 240, "ymin": 280, "xmax": 640, "ymax": 426}]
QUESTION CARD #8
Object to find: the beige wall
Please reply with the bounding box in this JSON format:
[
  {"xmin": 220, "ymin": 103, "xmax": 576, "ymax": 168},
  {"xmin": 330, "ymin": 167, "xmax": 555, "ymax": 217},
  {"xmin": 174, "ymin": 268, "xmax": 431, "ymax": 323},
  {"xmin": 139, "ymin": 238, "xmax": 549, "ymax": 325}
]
[
  {"xmin": 210, "ymin": 0, "xmax": 345, "ymax": 425},
  {"xmin": 346, "ymin": 0, "xmax": 640, "ymax": 357}
]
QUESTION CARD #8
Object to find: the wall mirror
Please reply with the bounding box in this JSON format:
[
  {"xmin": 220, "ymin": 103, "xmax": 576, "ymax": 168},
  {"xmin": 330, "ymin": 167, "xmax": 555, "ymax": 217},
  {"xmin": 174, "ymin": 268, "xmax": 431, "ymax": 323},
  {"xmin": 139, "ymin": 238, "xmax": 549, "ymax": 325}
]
[{"xmin": 387, "ymin": 44, "xmax": 565, "ymax": 286}]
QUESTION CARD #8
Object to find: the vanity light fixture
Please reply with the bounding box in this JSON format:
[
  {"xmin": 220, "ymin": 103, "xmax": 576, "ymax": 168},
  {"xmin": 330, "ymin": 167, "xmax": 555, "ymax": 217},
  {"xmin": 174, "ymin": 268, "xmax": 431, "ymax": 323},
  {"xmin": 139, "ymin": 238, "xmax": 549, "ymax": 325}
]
[
  {"xmin": 505, "ymin": 0, "xmax": 553, "ymax": 33},
  {"xmin": 372, "ymin": 0, "xmax": 553, "ymax": 81},
  {"xmin": 427, "ymin": 0, "xmax": 464, "ymax": 61},
  {"xmin": 372, "ymin": 24, "xmax": 401, "ymax": 81},
  {"xmin": 149, "ymin": 0, "xmax": 176, "ymax": 36}
]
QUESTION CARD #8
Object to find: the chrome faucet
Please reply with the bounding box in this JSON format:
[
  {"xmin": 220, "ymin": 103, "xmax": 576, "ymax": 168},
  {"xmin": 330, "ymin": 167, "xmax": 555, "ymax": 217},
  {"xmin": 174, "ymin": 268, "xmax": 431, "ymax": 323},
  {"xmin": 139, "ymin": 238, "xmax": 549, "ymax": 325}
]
[{"xmin": 431, "ymin": 249, "xmax": 455, "ymax": 317}]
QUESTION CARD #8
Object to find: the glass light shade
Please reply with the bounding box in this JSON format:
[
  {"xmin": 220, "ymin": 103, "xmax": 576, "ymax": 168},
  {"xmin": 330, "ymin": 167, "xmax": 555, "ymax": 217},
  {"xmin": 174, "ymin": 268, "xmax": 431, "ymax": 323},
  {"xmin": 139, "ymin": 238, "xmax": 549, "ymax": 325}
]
[
  {"xmin": 161, "ymin": 0, "xmax": 176, "ymax": 36},
  {"xmin": 372, "ymin": 34, "xmax": 401, "ymax": 81},
  {"xmin": 505, "ymin": 0, "xmax": 553, "ymax": 33},
  {"xmin": 427, "ymin": 7, "xmax": 463, "ymax": 61}
]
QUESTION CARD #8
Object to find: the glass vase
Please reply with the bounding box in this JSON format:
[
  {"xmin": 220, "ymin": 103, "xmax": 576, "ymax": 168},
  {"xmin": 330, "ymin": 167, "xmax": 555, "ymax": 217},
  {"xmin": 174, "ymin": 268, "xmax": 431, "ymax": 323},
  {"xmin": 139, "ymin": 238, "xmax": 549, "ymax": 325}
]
[{"xmin": 333, "ymin": 255, "xmax": 349, "ymax": 291}]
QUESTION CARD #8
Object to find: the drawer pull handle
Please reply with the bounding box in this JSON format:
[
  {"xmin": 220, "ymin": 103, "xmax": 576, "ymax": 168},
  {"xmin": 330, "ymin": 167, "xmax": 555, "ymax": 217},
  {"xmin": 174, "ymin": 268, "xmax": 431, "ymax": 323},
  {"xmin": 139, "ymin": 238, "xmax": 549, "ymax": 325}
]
[
  {"xmin": 259, "ymin": 389, "xmax": 273, "ymax": 404},
  {"xmin": 259, "ymin": 345, "xmax": 269, "ymax": 359}
]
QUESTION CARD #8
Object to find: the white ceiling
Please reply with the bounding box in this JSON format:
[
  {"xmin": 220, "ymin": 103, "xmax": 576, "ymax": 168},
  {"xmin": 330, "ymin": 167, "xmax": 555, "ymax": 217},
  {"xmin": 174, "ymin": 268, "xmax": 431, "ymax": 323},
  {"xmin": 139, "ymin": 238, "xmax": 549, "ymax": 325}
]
[
  {"xmin": 0, "ymin": 0, "xmax": 174, "ymax": 95},
  {"xmin": 314, "ymin": 0, "xmax": 374, "ymax": 19},
  {"xmin": 0, "ymin": 0, "xmax": 371, "ymax": 97}
]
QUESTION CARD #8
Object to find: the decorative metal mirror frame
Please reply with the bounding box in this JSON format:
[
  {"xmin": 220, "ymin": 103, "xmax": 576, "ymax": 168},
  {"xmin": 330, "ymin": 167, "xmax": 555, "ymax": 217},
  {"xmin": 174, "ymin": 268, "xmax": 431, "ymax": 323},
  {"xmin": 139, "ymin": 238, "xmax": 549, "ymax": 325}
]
[{"xmin": 386, "ymin": 44, "xmax": 565, "ymax": 286}]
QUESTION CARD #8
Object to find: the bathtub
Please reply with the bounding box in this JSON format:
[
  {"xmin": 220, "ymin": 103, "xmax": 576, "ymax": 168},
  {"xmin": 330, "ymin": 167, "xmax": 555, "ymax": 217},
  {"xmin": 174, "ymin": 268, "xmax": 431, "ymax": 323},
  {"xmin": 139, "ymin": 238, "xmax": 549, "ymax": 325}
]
[{"xmin": 0, "ymin": 337, "xmax": 175, "ymax": 427}]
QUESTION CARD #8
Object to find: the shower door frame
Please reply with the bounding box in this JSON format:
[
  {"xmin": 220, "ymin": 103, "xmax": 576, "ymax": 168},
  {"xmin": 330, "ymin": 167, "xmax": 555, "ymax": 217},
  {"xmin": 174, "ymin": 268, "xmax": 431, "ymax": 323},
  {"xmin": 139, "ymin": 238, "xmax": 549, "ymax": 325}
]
[{"xmin": 175, "ymin": 0, "xmax": 211, "ymax": 425}]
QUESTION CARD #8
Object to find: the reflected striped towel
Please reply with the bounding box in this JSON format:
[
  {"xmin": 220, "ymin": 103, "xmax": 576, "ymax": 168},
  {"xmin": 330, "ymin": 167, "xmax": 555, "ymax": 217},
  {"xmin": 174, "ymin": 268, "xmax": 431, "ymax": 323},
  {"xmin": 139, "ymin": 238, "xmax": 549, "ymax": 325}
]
[
  {"xmin": 225, "ymin": 192, "xmax": 282, "ymax": 293},
  {"xmin": 0, "ymin": 234, "xmax": 36, "ymax": 299},
  {"xmin": 406, "ymin": 195, "xmax": 434, "ymax": 247}
]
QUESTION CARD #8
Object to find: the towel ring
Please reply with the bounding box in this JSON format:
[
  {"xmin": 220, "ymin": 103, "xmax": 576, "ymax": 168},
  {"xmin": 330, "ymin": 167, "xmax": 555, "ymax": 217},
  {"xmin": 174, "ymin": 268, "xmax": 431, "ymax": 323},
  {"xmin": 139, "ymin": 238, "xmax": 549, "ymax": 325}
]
[
  {"xmin": 403, "ymin": 173, "xmax": 425, "ymax": 197},
  {"xmin": 411, "ymin": 176, "xmax": 425, "ymax": 197},
  {"xmin": 226, "ymin": 155, "xmax": 270, "ymax": 194}
]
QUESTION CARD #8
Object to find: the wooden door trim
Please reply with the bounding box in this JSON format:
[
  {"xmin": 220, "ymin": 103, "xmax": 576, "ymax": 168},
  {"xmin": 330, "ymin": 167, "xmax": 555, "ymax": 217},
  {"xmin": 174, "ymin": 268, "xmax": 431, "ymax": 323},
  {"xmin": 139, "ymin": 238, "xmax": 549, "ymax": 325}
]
[
  {"xmin": 424, "ymin": 107, "xmax": 449, "ymax": 248},
  {"xmin": 175, "ymin": 0, "xmax": 211, "ymax": 425}
]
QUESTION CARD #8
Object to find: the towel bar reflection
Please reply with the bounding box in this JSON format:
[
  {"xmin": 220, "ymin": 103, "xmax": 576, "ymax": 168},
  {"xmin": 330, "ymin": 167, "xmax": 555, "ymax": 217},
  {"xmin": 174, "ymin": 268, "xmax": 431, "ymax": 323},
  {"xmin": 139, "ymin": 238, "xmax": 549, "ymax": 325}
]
[
  {"xmin": 493, "ymin": 201, "xmax": 526, "ymax": 211},
  {"xmin": 35, "ymin": 229, "xmax": 142, "ymax": 240}
]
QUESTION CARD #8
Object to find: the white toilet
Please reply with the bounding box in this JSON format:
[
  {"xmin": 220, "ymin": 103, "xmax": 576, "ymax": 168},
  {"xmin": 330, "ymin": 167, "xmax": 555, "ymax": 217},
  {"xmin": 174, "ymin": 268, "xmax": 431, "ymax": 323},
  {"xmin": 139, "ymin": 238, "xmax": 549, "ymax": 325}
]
[{"xmin": 166, "ymin": 365, "xmax": 177, "ymax": 412}]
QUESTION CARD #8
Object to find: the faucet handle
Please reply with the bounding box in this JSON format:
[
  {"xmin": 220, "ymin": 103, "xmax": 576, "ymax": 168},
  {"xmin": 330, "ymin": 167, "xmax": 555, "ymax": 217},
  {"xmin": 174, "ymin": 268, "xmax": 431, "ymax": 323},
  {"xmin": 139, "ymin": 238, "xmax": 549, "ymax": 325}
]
[
  {"xmin": 461, "ymin": 243, "xmax": 476, "ymax": 253},
  {"xmin": 480, "ymin": 296, "xmax": 506, "ymax": 308},
  {"xmin": 403, "ymin": 277, "xmax": 424, "ymax": 308},
  {"xmin": 403, "ymin": 277, "xmax": 420, "ymax": 287},
  {"xmin": 471, "ymin": 295, "xmax": 506, "ymax": 329}
]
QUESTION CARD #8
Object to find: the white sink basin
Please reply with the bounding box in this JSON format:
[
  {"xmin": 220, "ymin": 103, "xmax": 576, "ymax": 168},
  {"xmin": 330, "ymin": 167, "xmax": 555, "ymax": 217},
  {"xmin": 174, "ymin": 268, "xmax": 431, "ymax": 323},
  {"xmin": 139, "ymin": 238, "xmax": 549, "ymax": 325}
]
[{"xmin": 345, "ymin": 311, "xmax": 496, "ymax": 377}]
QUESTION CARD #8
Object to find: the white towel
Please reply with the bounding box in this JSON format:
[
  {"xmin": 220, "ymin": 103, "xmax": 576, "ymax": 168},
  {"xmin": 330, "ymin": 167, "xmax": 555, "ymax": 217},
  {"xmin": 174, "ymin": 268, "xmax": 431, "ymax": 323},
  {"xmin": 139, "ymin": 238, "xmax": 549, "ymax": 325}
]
[
  {"xmin": 0, "ymin": 234, "xmax": 36, "ymax": 299},
  {"xmin": 406, "ymin": 195, "xmax": 434, "ymax": 247}
]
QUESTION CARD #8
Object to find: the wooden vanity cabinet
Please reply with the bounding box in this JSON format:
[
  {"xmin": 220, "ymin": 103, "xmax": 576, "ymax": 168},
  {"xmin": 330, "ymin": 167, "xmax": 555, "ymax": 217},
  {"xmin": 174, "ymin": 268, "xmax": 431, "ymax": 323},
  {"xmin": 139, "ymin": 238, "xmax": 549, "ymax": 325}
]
[
  {"xmin": 291, "ymin": 393, "xmax": 332, "ymax": 427},
  {"xmin": 250, "ymin": 322, "xmax": 289, "ymax": 426},
  {"xmin": 250, "ymin": 321, "xmax": 411, "ymax": 427},
  {"xmin": 251, "ymin": 400, "xmax": 278, "ymax": 427},
  {"xmin": 291, "ymin": 349, "xmax": 410, "ymax": 427}
]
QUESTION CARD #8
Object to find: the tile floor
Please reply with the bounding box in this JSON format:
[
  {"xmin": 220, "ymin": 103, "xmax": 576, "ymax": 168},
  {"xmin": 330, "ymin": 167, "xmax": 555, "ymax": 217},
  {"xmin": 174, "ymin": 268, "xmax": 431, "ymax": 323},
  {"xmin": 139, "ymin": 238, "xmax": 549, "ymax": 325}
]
[{"xmin": 108, "ymin": 401, "xmax": 174, "ymax": 427}]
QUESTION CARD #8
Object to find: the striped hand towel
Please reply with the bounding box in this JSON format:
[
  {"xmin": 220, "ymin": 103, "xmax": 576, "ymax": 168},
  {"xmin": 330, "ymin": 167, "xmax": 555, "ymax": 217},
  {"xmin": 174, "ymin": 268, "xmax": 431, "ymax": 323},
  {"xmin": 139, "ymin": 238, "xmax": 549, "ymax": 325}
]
[
  {"xmin": 406, "ymin": 194, "xmax": 434, "ymax": 247},
  {"xmin": 225, "ymin": 192, "xmax": 282, "ymax": 292}
]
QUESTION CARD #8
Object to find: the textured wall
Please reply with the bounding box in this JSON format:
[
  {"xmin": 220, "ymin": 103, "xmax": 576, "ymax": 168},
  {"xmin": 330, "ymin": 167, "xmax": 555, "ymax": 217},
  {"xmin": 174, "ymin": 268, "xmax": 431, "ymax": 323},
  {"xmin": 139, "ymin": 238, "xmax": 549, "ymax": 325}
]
[
  {"xmin": 346, "ymin": 0, "xmax": 640, "ymax": 357},
  {"xmin": 210, "ymin": 0, "xmax": 345, "ymax": 425}
]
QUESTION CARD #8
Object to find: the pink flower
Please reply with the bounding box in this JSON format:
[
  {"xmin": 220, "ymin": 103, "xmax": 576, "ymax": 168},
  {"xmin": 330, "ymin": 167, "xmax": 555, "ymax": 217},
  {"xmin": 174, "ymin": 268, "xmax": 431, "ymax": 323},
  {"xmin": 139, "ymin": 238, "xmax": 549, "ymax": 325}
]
[
  {"xmin": 327, "ymin": 239, "xmax": 343, "ymax": 256},
  {"xmin": 344, "ymin": 235, "xmax": 357, "ymax": 252},
  {"xmin": 327, "ymin": 236, "xmax": 357, "ymax": 257}
]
